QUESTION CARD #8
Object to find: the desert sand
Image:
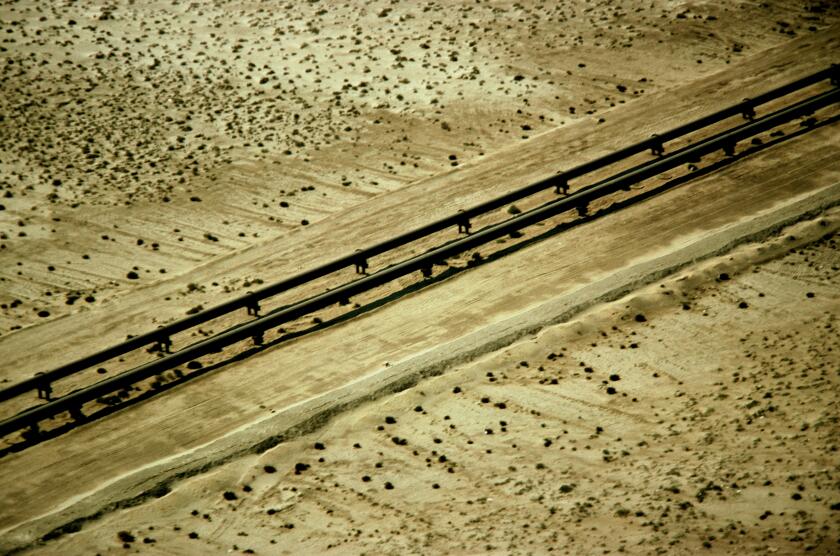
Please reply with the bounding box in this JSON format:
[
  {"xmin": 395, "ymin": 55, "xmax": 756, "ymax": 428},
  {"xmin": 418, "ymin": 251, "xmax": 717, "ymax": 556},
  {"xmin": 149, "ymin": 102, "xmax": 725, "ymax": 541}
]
[
  {"xmin": 0, "ymin": 0, "xmax": 839, "ymax": 554},
  {"xmin": 23, "ymin": 208, "xmax": 840, "ymax": 555},
  {"xmin": 2, "ymin": 0, "xmax": 838, "ymax": 332}
]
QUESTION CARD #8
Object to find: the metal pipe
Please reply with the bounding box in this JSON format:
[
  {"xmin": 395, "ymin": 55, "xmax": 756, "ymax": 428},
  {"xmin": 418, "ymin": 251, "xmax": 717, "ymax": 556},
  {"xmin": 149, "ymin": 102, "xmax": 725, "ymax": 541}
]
[
  {"xmin": 1, "ymin": 84, "xmax": 835, "ymax": 438},
  {"xmin": 3, "ymin": 66, "xmax": 833, "ymax": 405}
]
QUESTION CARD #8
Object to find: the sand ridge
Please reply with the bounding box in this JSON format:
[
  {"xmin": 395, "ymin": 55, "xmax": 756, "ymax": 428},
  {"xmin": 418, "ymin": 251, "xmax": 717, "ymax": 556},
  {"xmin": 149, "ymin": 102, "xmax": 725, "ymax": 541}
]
[
  {"xmin": 19, "ymin": 204, "xmax": 840, "ymax": 555},
  {"xmin": 2, "ymin": 173, "xmax": 838, "ymax": 552}
]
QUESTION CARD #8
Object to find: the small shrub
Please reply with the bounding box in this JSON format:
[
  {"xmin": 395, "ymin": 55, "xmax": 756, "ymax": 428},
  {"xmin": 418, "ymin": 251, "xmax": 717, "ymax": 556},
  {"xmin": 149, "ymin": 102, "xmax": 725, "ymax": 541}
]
[{"xmin": 117, "ymin": 531, "xmax": 135, "ymax": 543}]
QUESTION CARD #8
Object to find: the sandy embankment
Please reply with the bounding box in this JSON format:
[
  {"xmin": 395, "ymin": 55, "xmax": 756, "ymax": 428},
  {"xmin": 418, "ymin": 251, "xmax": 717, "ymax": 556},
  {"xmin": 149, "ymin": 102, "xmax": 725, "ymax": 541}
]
[
  {"xmin": 22, "ymin": 205, "xmax": 840, "ymax": 556},
  {"xmin": 1, "ymin": 126, "xmax": 838, "ymax": 552}
]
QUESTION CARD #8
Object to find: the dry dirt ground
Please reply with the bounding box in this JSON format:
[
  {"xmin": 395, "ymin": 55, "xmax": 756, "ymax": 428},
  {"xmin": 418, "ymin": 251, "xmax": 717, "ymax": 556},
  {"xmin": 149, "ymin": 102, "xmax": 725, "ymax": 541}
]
[
  {"xmin": 1, "ymin": 0, "xmax": 838, "ymax": 331},
  {"xmin": 1, "ymin": 1, "xmax": 839, "ymax": 555},
  {"xmin": 24, "ymin": 208, "xmax": 840, "ymax": 555}
]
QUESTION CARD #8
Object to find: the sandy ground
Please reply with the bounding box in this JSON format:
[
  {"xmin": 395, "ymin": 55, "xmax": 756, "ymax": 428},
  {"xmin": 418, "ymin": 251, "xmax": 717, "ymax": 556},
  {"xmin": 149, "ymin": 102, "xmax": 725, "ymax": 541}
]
[
  {"xmin": 1, "ymin": 19, "xmax": 838, "ymax": 389},
  {"xmin": 21, "ymin": 205, "xmax": 840, "ymax": 555},
  {"xmin": 2, "ymin": 0, "xmax": 839, "ymax": 332},
  {"xmin": 1, "ymin": 1, "xmax": 839, "ymax": 554},
  {"xmin": 0, "ymin": 112, "xmax": 837, "ymax": 550}
]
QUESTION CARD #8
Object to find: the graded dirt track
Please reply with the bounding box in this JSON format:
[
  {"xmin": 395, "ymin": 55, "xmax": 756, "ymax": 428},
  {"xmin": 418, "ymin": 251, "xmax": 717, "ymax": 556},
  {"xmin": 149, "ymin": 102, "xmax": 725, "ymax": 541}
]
[
  {"xmin": 1, "ymin": 28, "xmax": 838, "ymax": 385},
  {"xmin": 23, "ymin": 205, "xmax": 840, "ymax": 556}
]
